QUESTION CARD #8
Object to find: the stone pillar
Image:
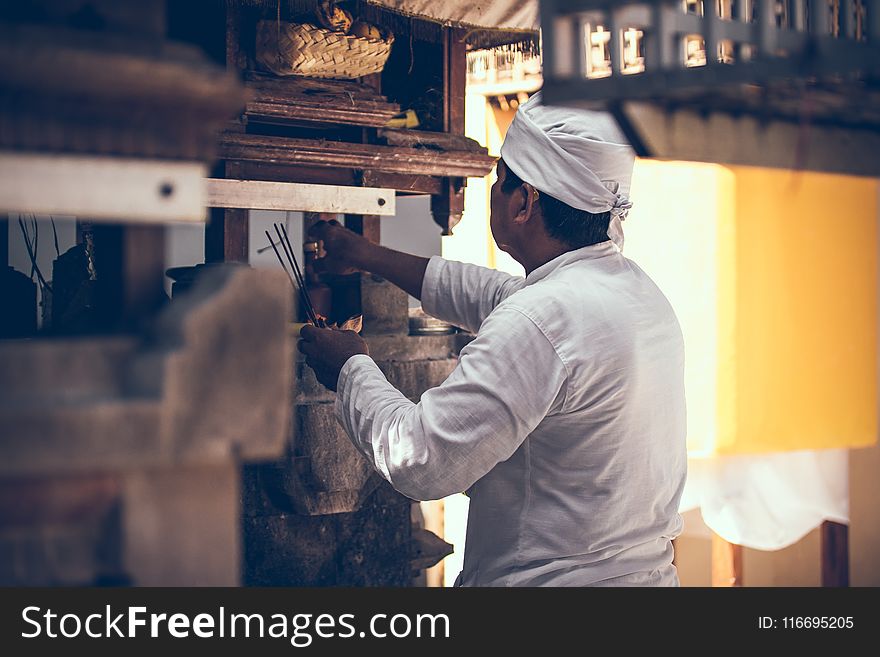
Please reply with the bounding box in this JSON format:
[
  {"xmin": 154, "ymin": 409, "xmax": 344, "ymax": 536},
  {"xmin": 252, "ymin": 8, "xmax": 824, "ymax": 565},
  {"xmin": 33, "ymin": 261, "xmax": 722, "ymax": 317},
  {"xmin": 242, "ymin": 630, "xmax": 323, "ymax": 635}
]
[{"xmin": 242, "ymin": 265, "xmax": 457, "ymax": 585}]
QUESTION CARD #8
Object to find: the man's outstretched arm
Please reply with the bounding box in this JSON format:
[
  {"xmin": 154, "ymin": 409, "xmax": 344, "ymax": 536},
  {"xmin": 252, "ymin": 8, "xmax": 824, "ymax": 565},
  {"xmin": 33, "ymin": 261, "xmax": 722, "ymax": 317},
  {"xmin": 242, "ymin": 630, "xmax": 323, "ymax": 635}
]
[
  {"xmin": 308, "ymin": 219, "xmax": 429, "ymax": 299},
  {"xmin": 308, "ymin": 220, "xmax": 526, "ymax": 332}
]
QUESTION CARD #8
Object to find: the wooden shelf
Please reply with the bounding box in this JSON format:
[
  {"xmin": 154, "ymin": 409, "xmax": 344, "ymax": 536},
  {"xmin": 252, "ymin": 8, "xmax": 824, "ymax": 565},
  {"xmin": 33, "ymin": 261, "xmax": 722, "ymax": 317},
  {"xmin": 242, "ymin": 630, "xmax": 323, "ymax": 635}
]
[
  {"xmin": 219, "ymin": 132, "xmax": 496, "ymax": 179},
  {"xmin": 243, "ymin": 73, "xmax": 401, "ymax": 128}
]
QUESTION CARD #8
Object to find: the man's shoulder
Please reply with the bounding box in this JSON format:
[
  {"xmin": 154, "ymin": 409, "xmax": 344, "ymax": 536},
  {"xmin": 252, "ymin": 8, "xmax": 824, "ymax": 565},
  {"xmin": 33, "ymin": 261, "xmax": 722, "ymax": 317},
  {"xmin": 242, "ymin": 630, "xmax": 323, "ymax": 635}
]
[
  {"xmin": 490, "ymin": 262, "xmax": 681, "ymax": 351},
  {"xmin": 485, "ymin": 280, "xmax": 586, "ymax": 355},
  {"xmin": 494, "ymin": 273, "xmax": 600, "ymax": 324}
]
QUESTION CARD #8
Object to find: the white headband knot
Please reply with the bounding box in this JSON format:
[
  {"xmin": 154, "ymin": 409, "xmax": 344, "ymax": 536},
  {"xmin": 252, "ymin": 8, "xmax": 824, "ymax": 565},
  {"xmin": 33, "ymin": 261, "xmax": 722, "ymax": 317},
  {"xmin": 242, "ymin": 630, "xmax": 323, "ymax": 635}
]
[{"xmin": 605, "ymin": 181, "xmax": 632, "ymax": 251}]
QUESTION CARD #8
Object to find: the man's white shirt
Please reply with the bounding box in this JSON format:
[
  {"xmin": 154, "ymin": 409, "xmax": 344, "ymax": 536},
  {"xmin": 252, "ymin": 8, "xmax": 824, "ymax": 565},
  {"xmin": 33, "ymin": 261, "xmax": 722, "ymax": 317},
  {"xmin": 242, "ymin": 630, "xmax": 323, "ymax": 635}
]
[{"xmin": 335, "ymin": 242, "xmax": 687, "ymax": 586}]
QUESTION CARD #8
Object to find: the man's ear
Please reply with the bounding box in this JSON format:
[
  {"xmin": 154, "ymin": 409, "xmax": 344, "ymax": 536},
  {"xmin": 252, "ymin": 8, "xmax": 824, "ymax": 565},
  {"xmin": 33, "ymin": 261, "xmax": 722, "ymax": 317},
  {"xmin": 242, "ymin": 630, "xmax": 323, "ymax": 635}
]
[{"xmin": 512, "ymin": 183, "xmax": 539, "ymax": 226}]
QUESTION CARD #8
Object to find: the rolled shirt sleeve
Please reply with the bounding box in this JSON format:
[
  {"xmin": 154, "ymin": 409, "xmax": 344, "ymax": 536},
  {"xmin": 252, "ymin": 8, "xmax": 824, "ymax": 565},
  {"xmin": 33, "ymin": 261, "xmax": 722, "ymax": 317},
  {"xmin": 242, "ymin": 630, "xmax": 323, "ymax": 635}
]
[
  {"xmin": 335, "ymin": 305, "xmax": 569, "ymax": 501},
  {"xmin": 420, "ymin": 256, "xmax": 526, "ymax": 333}
]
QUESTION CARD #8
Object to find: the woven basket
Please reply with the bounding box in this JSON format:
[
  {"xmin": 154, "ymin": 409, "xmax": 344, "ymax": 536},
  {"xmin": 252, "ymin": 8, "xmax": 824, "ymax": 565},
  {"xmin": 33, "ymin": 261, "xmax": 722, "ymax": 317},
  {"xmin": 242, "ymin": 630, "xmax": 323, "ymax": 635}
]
[{"xmin": 256, "ymin": 20, "xmax": 394, "ymax": 79}]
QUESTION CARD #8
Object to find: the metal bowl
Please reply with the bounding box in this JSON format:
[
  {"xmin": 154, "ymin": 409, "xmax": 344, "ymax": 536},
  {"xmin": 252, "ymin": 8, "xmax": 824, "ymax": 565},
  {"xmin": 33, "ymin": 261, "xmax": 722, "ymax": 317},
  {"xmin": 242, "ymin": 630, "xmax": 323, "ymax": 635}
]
[{"xmin": 408, "ymin": 307, "xmax": 457, "ymax": 335}]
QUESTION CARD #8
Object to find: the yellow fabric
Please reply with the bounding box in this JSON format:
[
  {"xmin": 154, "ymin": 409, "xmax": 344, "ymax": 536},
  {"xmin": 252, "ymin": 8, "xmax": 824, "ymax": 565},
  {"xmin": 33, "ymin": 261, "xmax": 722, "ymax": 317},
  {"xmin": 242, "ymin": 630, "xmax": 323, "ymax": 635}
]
[
  {"xmin": 618, "ymin": 162, "xmax": 878, "ymax": 454},
  {"xmin": 717, "ymin": 167, "xmax": 878, "ymax": 453},
  {"xmin": 626, "ymin": 160, "xmax": 733, "ymax": 456}
]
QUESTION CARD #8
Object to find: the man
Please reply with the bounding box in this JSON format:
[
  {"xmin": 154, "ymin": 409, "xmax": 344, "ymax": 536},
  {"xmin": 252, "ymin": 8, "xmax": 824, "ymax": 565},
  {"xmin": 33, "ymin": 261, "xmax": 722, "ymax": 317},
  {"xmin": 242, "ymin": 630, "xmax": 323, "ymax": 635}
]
[{"xmin": 299, "ymin": 92, "xmax": 687, "ymax": 586}]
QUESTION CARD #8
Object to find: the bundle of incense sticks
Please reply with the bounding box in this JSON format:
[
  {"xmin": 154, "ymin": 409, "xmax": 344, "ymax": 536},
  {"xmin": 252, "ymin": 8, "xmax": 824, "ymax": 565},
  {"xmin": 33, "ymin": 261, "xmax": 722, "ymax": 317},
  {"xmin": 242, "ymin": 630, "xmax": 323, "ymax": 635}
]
[{"xmin": 266, "ymin": 223, "xmax": 326, "ymax": 328}]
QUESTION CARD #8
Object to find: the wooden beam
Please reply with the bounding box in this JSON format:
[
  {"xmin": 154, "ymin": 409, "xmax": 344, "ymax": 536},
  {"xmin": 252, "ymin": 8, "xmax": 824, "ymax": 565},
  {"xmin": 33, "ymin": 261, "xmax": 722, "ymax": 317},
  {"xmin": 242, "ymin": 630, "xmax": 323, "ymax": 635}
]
[
  {"xmin": 361, "ymin": 171, "xmax": 444, "ymax": 195},
  {"xmin": 244, "ymin": 75, "xmax": 400, "ymax": 128},
  {"xmin": 378, "ymin": 128, "xmax": 488, "ymax": 153},
  {"xmin": 206, "ymin": 159, "xmax": 248, "ymax": 264},
  {"xmin": 0, "ymin": 153, "xmax": 206, "ymax": 223},
  {"xmin": 443, "ymin": 27, "xmax": 467, "ymax": 135},
  {"xmin": 206, "ymin": 207, "xmax": 248, "ymax": 264},
  {"xmin": 246, "ymin": 72, "xmax": 385, "ymax": 95},
  {"xmin": 91, "ymin": 224, "xmax": 166, "ymax": 327},
  {"xmin": 821, "ymin": 521, "xmax": 849, "ymax": 587},
  {"xmin": 206, "ymin": 179, "xmax": 395, "ymax": 215},
  {"xmin": 434, "ymin": 26, "xmax": 468, "ymax": 235},
  {"xmin": 203, "ymin": 2, "xmax": 251, "ymax": 266},
  {"xmin": 226, "ymin": 0, "xmax": 247, "ymax": 72},
  {"xmin": 218, "ymin": 133, "xmax": 496, "ymax": 179},
  {"xmin": 711, "ymin": 533, "xmax": 743, "ymax": 587},
  {"xmin": 246, "ymin": 102, "xmax": 396, "ymax": 127},
  {"xmin": 237, "ymin": 162, "xmax": 359, "ymax": 187}
]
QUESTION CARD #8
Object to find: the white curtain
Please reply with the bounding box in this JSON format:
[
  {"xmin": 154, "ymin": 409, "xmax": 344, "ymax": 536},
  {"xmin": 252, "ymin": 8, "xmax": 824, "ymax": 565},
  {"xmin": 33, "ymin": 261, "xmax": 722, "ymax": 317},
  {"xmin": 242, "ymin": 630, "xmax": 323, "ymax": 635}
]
[{"xmin": 680, "ymin": 449, "xmax": 849, "ymax": 550}]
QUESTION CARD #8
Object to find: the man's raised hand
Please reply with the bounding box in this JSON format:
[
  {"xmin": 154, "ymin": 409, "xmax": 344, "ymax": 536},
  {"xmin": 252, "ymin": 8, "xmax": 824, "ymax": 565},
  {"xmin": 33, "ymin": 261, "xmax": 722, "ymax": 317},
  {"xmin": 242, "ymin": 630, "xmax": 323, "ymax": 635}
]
[{"xmin": 307, "ymin": 219, "xmax": 370, "ymax": 276}]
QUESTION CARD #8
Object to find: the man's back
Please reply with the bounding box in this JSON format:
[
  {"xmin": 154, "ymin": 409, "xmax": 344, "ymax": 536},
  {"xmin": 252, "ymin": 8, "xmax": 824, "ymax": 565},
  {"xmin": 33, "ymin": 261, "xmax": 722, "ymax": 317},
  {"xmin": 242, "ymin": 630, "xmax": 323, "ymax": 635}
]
[
  {"xmin": 334, "ymin": 241, "xmax": 686, "ymax": 587},
  {"xmin": 453, "ymin": 242, "xmax": 687, "ymax": 586}
]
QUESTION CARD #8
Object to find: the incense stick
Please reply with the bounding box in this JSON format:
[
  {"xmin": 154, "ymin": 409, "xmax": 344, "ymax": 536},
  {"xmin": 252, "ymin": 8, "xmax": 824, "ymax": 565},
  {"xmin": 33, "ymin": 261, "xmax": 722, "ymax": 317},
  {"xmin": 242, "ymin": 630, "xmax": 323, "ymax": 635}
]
[
  {"xmin": 265, "ymin": 230, "xmax": 298, "ymax": 290},
  {"xmin": 278, "ymin": 223, "xmax": 323, "ymax": 328},
  {"xmin": 265, "ymin": 230, "xmax": 319, "ymax": 326},
  {"xmin": 279, "ymin": 225, "xmax": 309, "ymax": 300},
  {"xmin": 272, "ymin": 224, "xmax": 309, "ymax": 316},
  {"xmin": 273, "ymin": 223, "xmax": 323, "ymax": 327},
  {"xmin": 282, "ymin": 223, "xmax": 326, "ymax": 328}
]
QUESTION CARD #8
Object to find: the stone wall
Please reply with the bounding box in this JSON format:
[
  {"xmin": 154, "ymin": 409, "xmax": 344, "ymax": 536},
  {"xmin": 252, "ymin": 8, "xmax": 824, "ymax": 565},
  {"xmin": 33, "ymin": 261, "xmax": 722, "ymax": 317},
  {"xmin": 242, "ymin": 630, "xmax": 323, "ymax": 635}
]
[{"xmin": 242, "ymin": 274, "xmax": 457, "ymax": 586}]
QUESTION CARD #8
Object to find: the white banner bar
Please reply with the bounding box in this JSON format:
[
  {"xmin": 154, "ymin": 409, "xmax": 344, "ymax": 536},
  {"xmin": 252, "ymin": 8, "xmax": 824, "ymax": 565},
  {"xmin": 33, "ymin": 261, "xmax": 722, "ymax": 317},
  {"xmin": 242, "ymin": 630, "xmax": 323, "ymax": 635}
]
[
  {"xmin": 206, "ymin": 179, "xmax": 396, "ymax": 216},
  {"xmin": 0, "ymin": 152, "xmax": 206, "ymax": 223}
]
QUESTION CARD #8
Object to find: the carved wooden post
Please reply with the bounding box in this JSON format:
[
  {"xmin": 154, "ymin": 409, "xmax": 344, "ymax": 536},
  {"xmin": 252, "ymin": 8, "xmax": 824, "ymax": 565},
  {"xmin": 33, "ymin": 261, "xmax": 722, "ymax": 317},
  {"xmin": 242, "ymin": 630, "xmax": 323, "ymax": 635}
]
[
  {"xmin": 91, "ymin": 224, "xmax": 166, "ymax": 328},
  {"xmin": 711, "ymin": 533, "xmax": 743, "ymax": 587},
  {"xmin": 821, "ymin": 521, "xmax": 849, "ymax": 587},
  {"xmin": 206, "ymin": 1, "xmax": 248, "ymax": 264},
  {"xmin": 431, "ymin": 27, "xmax": 467, "ymax": 235}
]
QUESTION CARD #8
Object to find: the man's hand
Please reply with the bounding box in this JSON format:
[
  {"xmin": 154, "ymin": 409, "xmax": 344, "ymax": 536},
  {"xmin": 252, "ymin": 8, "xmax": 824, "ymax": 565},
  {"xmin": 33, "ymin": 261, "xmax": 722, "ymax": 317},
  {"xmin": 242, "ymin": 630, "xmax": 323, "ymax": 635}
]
[
  {"xmin": 298, "ymin": 324, "xmax": 369, "ymax": 391},
  {"xmin": 307, "ymin": 219, "xmax": 371, "ymax": 276},
  {"xmin": 307, "ymin": 218, "xmax": 431, "ymax": 301}
]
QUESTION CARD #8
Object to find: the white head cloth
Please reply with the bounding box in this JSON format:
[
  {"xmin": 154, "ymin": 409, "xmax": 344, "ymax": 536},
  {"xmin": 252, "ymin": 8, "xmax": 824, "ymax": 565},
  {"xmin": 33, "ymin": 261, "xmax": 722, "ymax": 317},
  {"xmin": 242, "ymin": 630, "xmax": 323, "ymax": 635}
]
[{"xmin": 499, "ymin": 91, "xmax": 635, "ymax": 250}]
